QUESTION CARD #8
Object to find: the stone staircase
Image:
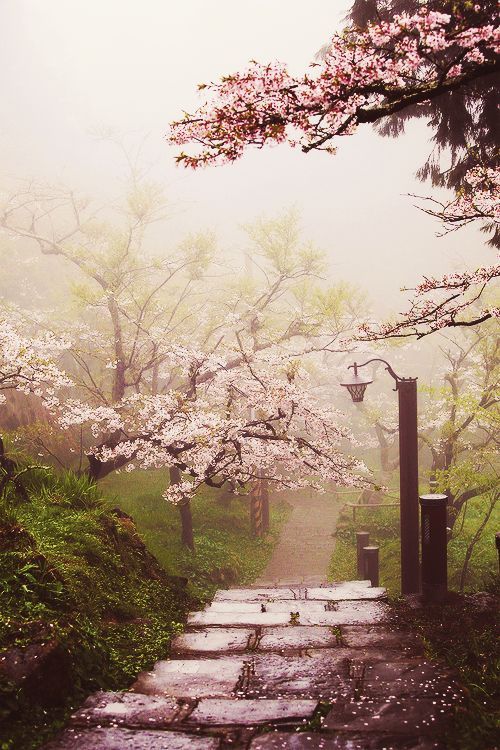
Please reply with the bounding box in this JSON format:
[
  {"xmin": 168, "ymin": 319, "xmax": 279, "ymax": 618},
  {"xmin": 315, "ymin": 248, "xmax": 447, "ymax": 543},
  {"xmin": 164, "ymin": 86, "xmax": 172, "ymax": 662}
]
[{"xmin": 44, "ymin": 580, "xmax": 460, "ymax": 750}]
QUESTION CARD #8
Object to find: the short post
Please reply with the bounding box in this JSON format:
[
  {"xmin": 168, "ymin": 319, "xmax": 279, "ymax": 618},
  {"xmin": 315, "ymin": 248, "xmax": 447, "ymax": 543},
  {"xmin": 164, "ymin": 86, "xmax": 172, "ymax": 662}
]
[
  {"xmin": 419, "ymin": 494, "xmax": 448, "ymax": 602},
  {"xmin": 495, "ymin": 532, "xmax": 500, "ymax": 574},
  {"xmin": 356, "ymin": 531, "xmax": 370, "ymax": 578},
  {"xmin": 362, "ymin": 545, "xmax": 379, "ymax": 587}
]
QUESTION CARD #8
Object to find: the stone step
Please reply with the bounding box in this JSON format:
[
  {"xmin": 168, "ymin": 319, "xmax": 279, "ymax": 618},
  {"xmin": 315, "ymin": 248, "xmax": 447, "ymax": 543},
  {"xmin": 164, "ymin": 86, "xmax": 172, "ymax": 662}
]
[
  {"xmin": 213, "ymin": 581, "xmax": 385, "ymax": 603},
  {"xmin": 249, "ymin": 731, "xmax": 445, "ymax": 749},
  {"xmin": 131, "ymin": 658, "xmax": 244, "ymax": 698},
  {"xmin": 69, "ymin": 691, "xmax": 319, "ymax": 732},
  {"xmin": 43, "ymin": 727, "xmax": 218, "ymax": 750},
  {"xmin": 173, "ymin": 625, "xmax": 423, "ymax": 657},
  {"xmin": 188, "ymin": 600, "xmax": 388, "ymax": 628},
  {"xmin": 185, "ymin": 698, "xmax": 318, "ymax": 727}
]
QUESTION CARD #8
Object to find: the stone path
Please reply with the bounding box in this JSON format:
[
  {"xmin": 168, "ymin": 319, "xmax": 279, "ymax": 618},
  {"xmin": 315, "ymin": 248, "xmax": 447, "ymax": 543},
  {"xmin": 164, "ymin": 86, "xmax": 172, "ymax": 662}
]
[
  {"xmin": 44, "ymin": 580, "xmax": 462, "ymax": 750},
  {"xmin": 258, "ymin": 490, "xmax": 341, "ymax": 585}
]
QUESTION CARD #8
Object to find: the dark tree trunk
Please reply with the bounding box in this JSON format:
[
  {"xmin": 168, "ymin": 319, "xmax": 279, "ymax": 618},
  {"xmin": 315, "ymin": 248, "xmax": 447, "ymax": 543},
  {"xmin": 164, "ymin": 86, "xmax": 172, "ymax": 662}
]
[{"xmin": 170, "ymin": 466, "xmax": 194, "ymax": 550}]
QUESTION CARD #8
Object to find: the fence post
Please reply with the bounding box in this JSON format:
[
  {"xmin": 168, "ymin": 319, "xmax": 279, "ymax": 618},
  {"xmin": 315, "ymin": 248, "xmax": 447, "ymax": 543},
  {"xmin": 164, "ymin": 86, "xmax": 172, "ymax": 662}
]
[
  {"xmin": 419, "ymin": 494, "xmax": 448, "ymax": 602},
  {"xmin": 495, "ymin": 532, "xmax": 500, "ymax": 574},
  {"xmin": 362, "ymin": 545, "xmax": 379, "ymax": 587},
  {"xmin": 356, "ymin": 531, "xmax": 370, "ymax": 578},
  {"xmin": 250, "ymin": 481, "xmax": 263, "ymax": 537},
  {"xmin": 261, "ymin": 477, "xmax": 270, "ymax": 533}
]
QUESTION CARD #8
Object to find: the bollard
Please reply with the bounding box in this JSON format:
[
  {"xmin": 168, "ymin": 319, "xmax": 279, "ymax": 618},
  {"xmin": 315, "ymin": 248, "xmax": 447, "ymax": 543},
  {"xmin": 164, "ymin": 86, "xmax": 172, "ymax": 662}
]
[
  {"xmin": 356, "ymin": 531, "xmax": 370, "ymax": 578},
  {"xmin": 495, "ymin": 532, "xmax": 500, "ymax": 574},
  {"xmin": 419, "ymin": 494, "xmax": 448, "ymax": 602},
  {"xmin": 362, "ymin": 545, "xmax": 379, "ymax": 587}
]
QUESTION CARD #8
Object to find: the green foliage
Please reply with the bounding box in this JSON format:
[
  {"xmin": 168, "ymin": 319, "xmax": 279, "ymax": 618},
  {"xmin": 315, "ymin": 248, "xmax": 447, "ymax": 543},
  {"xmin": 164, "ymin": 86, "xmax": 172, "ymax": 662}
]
[
  {"xmin": 0, "ymin": 465, "xmax": 288, "ymax": 750},
  {"xmin": 100, "ymin": 469, "xmax": 290, "ymax": 604},
  {"xmin": 391, "ymin": 579, "xmax": 500, "ymax": 750},
  {"xmin": 330, "ymin": 494, "xmax": 499, "ymax": 594}
]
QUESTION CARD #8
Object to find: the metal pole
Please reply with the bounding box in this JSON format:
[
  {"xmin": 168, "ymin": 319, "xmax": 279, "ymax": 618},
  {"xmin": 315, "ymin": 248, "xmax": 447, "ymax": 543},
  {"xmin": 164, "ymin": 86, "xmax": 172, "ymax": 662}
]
[
  {"xmin": 419, "ymin": 494, "xmax": 448, "ymax": 602},
  {"xmin": 362, "ymin": 545, "xmax": 379, "ymax": 587},
  {"xmin": 356, "ymin": 531, "xmax": 370, "ymax": 578},
  {"xmin": 398, "ymin": 378, "xmax": 420, "ymax": 594}
]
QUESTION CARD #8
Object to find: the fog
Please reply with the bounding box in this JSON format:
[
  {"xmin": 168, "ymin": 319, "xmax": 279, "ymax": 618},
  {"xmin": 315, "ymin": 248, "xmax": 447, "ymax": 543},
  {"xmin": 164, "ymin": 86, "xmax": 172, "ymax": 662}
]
[{"xmin": 0, "ymin": 0, "xmax": 490, "ymax": 318}]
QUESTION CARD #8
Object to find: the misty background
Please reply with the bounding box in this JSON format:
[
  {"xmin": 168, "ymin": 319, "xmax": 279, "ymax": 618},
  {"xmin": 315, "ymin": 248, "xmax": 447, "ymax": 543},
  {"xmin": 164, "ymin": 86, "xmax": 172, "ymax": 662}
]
[{"xmin": 0, "ymin": 0, "xmax": 490, "ymax": 328}]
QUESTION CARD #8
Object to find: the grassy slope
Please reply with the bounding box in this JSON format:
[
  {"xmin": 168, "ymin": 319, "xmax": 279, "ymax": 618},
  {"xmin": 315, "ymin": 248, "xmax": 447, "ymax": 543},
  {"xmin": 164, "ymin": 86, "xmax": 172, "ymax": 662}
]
[
  {"xmin": 0, "ymin": 468, "xmax": 289, "ymax": 750},
  {"xmin": 100, "ymin": 470, "xmax": 290, "ymax": 601}
]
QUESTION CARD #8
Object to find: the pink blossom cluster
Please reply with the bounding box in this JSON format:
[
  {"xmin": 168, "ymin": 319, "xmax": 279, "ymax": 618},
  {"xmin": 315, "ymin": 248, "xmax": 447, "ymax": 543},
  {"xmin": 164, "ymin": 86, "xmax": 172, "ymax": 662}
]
[
  {"xmin": 170, "ymin": 8, "xmax": 499, "ymax": 167},
  {"xmin": 0, "ymin": 318, "xmax": 71, "ymax": 407},
  {"xmin": 60, "ymin": 346, "xmax": 368, "ymax": 503}
]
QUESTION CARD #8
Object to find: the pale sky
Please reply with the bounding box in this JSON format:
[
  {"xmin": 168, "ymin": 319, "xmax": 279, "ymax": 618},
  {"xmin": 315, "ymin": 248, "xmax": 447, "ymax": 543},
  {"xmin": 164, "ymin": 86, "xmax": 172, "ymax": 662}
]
[{"xmin": 0, "ymin": 0, "xmax": 490, "ymax": 316}]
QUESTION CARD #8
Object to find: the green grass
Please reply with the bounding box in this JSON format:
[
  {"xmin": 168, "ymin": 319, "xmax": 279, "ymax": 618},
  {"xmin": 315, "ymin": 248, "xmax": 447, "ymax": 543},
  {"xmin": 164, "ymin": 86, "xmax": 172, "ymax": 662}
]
[
  {"xmin": 0, "ymin": 466, "xmax": 289, "ymax": 750},
  {"xmin": 100, "ymin": 469, "xmax": 290, "ymax": 602},
  {"xmin": 330, "ymin": 492, "xmax": 499, "ymax": 594}
]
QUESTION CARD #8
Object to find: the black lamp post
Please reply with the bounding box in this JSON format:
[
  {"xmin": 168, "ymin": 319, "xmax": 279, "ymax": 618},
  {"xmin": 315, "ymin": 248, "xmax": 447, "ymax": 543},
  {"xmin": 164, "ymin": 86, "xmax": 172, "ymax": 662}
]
[{"xmin": 341, "ymin": 359, "xmax": 420, "ymax": 595}]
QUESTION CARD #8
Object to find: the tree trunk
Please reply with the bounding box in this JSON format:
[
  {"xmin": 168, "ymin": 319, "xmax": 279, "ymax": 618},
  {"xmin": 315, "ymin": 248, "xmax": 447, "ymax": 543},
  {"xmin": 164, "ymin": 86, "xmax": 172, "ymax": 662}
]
[{"xmin": 169, "ymin": 466, "xmax": 194, "ymax": 550}]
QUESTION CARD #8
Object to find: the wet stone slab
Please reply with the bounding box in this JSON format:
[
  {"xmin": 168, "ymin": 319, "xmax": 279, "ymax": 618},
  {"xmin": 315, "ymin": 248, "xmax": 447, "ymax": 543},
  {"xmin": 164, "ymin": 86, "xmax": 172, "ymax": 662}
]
[
  {"xmin": 186, "ymin": 698, "xmax": 318, "ymax": 727},
  {"xmin": 205, "ymin": 601, "xmax": 327, "ymax": 614},
  {"xmin": 212, "ymin": 582, "xmax": 377, "ymax": 604},
  {"xmin": 340, "ymin": 626, "xmax": 423, "ymax": 655},
  {"xmin": 42, "ymin": 727, "xmax": 219, "ymax": 750},
  {"xmin": 249, "ymin": 731, "xmax": 445, "ymax": 750},
  {"xmin": 323, "ymin": 696, "xmax": 453, "ymax": 734},
  {"xmin": 188, "ymin": 601, "xmax": 388, "ymax": 628},
  {"xmin": 258, "ymin": 626, "xmax": 340, "ymax": 651},
  {"xmin": 242, "ymin": 652, "xmax": 352, "ymax": 700},
  {"xmin": 71, "ymin": 691, "xmax": 179, "ymax": 728},
  {"xmin": 359, "ymin": 659, "xmax": 461, "ymax": 700},
  {"xmin": 132, "ymin": 659, "xmax": 244, "ymax": 698},
  {"xmin": 171, "ymin": 628, "xmax": 256, "ymax": 654},
  {"xmin": 306, "ymin": 585, "xmax": 386, "ymax": 601}
]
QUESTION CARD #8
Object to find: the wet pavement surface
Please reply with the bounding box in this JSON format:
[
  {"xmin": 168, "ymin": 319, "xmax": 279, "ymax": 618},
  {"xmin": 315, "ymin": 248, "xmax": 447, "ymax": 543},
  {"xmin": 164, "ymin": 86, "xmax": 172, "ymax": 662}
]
[{"xmin": 43, "ymin": 580, "xmax": 460, "ymax": 749}]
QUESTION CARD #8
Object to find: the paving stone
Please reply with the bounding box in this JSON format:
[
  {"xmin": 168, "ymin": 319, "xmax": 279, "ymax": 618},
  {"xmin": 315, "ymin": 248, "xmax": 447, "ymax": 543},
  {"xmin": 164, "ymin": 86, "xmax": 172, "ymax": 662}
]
[
  {"xmin": 306, "ymin": 585, "xmax": 386, "ymax": 601},
  {"xmin": 213, "ymin": 587, "xmax": 304, "ymax": 602},
  {"xmin": 171, "ymin": 628, "xmax": 255, "ymax": 654},
  {"xmin": 71, "ymin": 691, "xmax": 179, "ymax": 728},
  {"xmin": 42, "ymin": 727, "xmax": 218, "ymax": 750},
  {"xmin": 359, "ymin": 659, "xmax": 461, "ymax": 700},
  {"xmin": 249, "ymin": 731, "xmax": 445, "ymax": 749},
  {"xmin": 132, "ymin": 658, "xmax": 244, "ymax": 698},
  {"xmin": 205, "ymin": 600, "xmax": 327, "ymax": 614},
  {"xmin": 258, "ymin": 626, "xmax": 339, "ymax": 651},
  {"xmin": 186, "ymin": 698, "xmax": 318, "ymax": 726},
  {"xmin": 323, "ymin": 696, "xmax": 453, "ymax": 734},
  {"xmin": 340, "ymin": 626, "xmax": 423, "ymax": 655},
  {"xmin": 242, "ymin": 652, "xmax": 352, "ymax": 700},
  {"xmin": 188, "ymin": 601, "xmax": 388, "ymax": 627}
]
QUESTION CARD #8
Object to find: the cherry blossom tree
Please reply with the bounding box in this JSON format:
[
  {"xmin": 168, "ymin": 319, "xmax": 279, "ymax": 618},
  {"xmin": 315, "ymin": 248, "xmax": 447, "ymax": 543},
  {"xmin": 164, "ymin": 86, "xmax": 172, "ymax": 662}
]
[
  {"xmin": 170, "ymin": 5, "xmax": 499, "ymax": 337},
  {"xmin": 60, "ymin": 345, "xmax": 367, "ymax": 547}
]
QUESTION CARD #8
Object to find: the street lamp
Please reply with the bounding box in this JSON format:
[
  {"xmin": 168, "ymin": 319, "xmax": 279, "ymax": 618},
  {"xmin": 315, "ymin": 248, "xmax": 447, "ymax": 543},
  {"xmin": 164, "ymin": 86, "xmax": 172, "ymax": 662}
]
[{"xmin": 341, "ymin": 358, "xmax": 420, "ymax": 595}]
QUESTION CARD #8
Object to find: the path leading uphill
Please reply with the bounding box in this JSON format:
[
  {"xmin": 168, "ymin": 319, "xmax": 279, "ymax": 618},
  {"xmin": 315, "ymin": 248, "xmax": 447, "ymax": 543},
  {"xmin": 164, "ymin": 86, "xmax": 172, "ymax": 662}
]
[
  {"xmin": 258, "ymin": 489, "xmax": 341, "ymax": 586},
  {"xmin": 44, "ymin": 578, "xmax": 461, "ymax": 750}
]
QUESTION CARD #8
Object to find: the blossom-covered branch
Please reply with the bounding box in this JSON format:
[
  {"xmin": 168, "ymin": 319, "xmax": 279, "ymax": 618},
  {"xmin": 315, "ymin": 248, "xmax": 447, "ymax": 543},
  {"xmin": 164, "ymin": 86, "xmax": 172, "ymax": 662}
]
[
  {"xmin": 60, "ymin": 347, "xmax": 368, "ymax": 502},
  {"xmin": 170, "ymin": 8, "xmax": 499, "ymax": 168},
  {"xmin": 359, "ymin": 264, "xmax": 499, "ymax": 339},
  {"xmin": 0, "ymin": 319, "xmax": 70, "ymax": 407}
]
